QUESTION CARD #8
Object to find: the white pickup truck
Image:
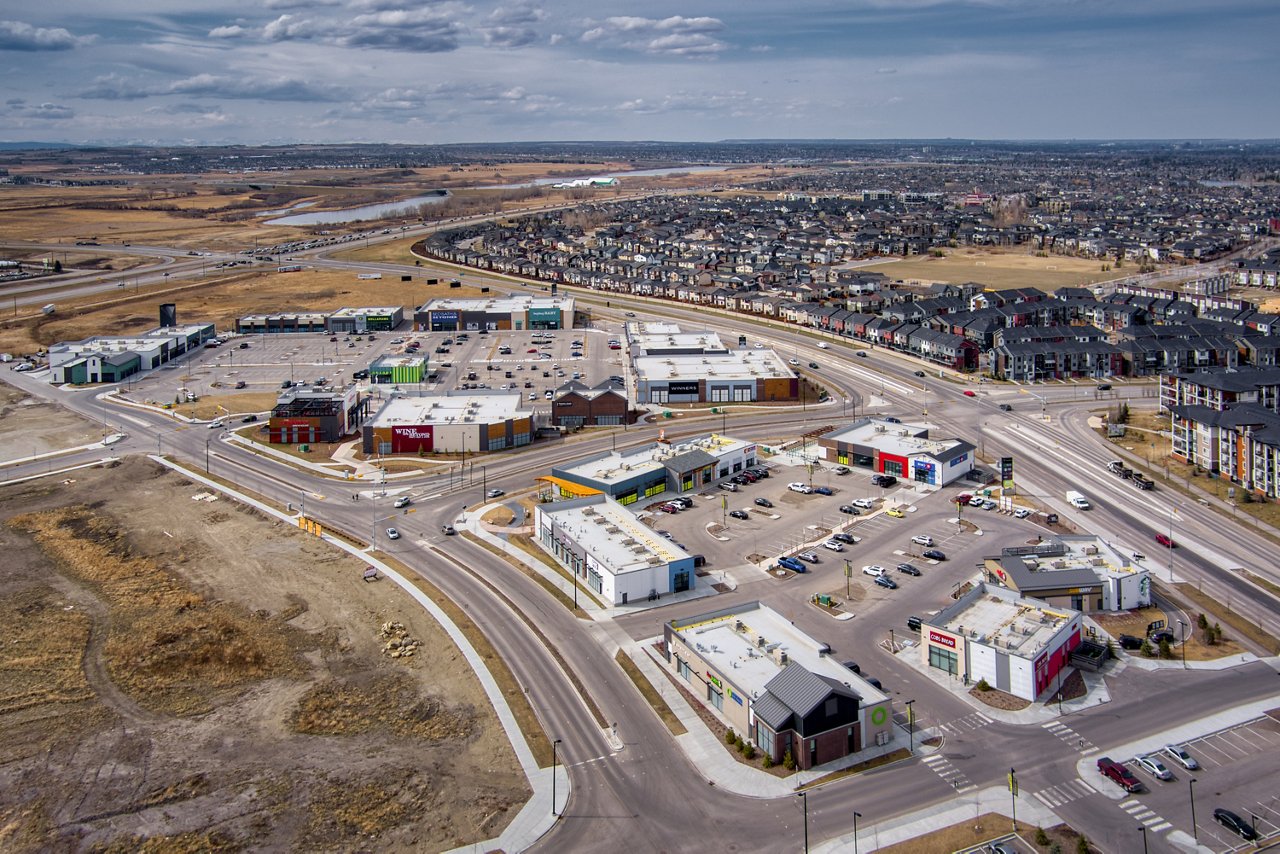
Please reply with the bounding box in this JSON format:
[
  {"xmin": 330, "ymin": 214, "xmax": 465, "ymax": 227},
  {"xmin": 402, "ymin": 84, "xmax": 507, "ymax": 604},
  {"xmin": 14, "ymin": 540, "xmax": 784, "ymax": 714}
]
[{"xmin": 1066, "ymin": 490, "xmax": 1091, "ymax": 510}]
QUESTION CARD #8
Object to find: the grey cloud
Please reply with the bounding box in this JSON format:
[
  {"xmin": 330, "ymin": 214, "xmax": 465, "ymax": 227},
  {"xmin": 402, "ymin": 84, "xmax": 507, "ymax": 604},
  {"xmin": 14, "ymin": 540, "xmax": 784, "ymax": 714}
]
[
  {"xmin": 482, "ymin": 26, "xmax": 537, "ymax": 47},
  {"xmin": 78, "ymin": 73, "xmax": 154, "ymax": 100},
  {"xmin": 78, "ymin": 72, "xmax": 343, "ymax": 102},
  {"xmin": 876, "ymin": 66, "xmax": 897, "ymax": 73},
  {"xmin": 488, "ymin": 3, "xmax": 545, "ymax": 26},
  {"xmin": 264, "ymin": 8, "xmax": 461, "ymax": 52},
  {"xmin": 209, "ymin": 25, "xmax": 245, "ymax": 38},
  {"xmin": 265, "ymin": 0, "xmax": 340, "ymax": 8},
  {"xmin": 0, "ymin": 19, "xmax": 94, "ymax": 51},
  {"xmin": 1, "ymin": 98, "xmax": 75, "ymax": 119}
]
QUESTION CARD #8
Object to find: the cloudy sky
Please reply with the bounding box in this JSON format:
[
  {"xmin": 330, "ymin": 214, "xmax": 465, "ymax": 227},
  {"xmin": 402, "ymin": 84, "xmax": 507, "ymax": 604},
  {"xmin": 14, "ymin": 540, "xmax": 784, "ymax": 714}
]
[{"xmin": 2, "ymin": 0, "xmax": 1278, "ymax": 145}]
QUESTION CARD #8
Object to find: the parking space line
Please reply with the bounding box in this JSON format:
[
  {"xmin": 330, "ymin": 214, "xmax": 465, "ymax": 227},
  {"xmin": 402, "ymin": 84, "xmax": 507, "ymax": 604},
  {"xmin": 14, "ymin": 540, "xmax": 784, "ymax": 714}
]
[
  {"xmin": 1221, "ymin": 729, "xmax": 1260, "ymax": 753},
  {"xmin": 1191, "ymin": 739, "xmax": 1237, "ymax": 764}
]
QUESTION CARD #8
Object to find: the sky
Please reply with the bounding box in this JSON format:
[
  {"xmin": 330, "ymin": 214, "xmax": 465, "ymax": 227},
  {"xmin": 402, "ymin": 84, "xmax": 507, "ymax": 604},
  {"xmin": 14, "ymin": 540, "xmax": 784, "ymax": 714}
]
[{"xmin": 2, "ymin": 0, "xmax": 1279, "ymax": 146}]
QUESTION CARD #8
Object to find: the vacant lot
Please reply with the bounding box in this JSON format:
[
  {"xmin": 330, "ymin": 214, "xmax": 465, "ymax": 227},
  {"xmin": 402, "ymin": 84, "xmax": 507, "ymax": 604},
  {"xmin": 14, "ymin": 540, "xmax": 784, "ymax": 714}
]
[
  {"xmin": 0, "ymin": 456, "xmax": 527, "ymax": 851},
  {"xmin": 0, "ymin": 382, "xmax": 105, "ymax": 462},
  {"xmin": 860, "ymin": 248, "xmax": 1131, "ymax": 290}
]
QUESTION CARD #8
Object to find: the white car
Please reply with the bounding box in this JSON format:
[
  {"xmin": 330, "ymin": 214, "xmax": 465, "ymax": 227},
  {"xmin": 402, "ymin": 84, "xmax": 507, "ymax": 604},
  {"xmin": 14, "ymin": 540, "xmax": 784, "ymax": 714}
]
[
  {"xmin": 788, "ymin": 482, "xmax": 813, "ymax": 494},
  {"xmin": 911, "ymin": 534, "xmax": 934, "ymax": 547},
  {"xmin": 789, "ymin": 357, "xmax": 800, "ymax": 366},
  {"xmin": 1164, "ymin": 744, "xmax": 1199, "ymax": 770},
  {"xmin": 817, "ymin": 342, "xmax": 829, "ymax": 349},
  {"xmin": 822, "ymin": 540, "xmax": 845, "ymax": 552},
  {"xmin": 968, "ymin": 495, "xmax": 985, "ymax": 507},
  {"xmin": 393, "ymin": 496, "xmax": 411, "ymax": 508},
  {"xmin": 208, "ymin": 419, "xmax": 224, "ymax": 429},
  {"xmin": 861, "ymin": 564, "xmax": 886, "ymax": 577},
  {"xmin": 754, "ymin": 342, "xmax": 764, "ymax": 349},
  {"xmin": 1136, "ymin": 754, "xmax": 1174, "ymax": 781},
  {"xmin": 1013, "ymin": 508, "xmax": 1031, "ymax": 519},
  {"xmin": 797, "ymin": 551, "xmax": 820, "ymax": 563},
  {"xmin": 852, "ymin": 498, "xmax": 875, "ymax": 510},
  {"xmin": 385, "ymin": 527, "xmax": 400, "ymax": 540}
]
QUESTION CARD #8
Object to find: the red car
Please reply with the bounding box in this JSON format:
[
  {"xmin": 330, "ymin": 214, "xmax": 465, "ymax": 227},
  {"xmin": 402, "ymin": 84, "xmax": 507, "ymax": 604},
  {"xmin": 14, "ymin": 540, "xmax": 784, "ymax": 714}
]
[
  {"xmin": 1155, "ymin": 533, "xmax": 1176, "ymax": 548},
  {"xmin": 1097, "ymin": 757, "xmax": 1144, "ymax": 793},
  {"xmin": 963, "ymin": 390, "xmax": 976, "ymax": 397}
]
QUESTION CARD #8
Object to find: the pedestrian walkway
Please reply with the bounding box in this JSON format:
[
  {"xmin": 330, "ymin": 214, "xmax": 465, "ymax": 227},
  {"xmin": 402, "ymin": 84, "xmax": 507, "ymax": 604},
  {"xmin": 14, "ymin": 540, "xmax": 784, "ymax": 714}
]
[
  {"xmin": 1033, "ymin": 777, "xmax": 1096, "ymax": 809},
  {"xmin": 1119, "ymin": 797, "xmax": 1173, "ymax": 833},
  {"xmin": 920, "ymin": 752, "xmax": 977, "ymax": 793},
  {"xmin": 1041, "ymin": 719, "xmax": 1098, "ymax": 755}
]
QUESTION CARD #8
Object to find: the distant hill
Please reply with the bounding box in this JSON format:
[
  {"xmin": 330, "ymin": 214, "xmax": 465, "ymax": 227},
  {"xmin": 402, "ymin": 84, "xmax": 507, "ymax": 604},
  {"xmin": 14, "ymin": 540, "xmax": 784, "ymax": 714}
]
[{"xmin": 0, "ymin": 141, "xmax": 84, "ymax": 151}]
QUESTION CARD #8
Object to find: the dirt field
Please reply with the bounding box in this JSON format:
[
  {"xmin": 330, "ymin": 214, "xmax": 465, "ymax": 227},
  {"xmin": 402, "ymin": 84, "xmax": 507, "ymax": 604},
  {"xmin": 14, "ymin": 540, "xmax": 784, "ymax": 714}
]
[
  {"xmin": 859, "ymin": 248, "xmax": 1131, "ymax": 290},
  {"xmin": 0, "ymin": 382, "xmax": 106, "ymax": 462},
  {"xmin": 0, "ymin": 456, "xmax": 528, "ymax": 851},
  {"xmin": 0, "ymin": 267, "xmax": 494, "ymax": 356}
]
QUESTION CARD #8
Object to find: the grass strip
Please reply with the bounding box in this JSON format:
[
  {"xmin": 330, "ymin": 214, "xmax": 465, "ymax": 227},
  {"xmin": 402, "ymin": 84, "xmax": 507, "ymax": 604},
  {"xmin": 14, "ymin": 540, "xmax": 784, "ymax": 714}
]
[
  {"xmin": 465, "ymin": 531, "xmax": 591, "ymax": 618},
  {"xmin": 614, "ymin": 650, "xmax": 687, "ymax": 736},
  {"xmin": 803, "ymin": 748, "xmax": 912, "ymax": 788},
  {"xmin": 1164, "ymin": 581, "xmax": 1280, "ymax": 655}
]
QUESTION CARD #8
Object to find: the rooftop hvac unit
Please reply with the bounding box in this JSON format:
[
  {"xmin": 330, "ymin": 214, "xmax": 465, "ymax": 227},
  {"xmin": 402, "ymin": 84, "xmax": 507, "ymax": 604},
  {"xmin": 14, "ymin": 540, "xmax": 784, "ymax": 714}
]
[
  {"xmin": 605, "ymin": 525, "xmax": 621, "ymax": 534},
  {"xmin": 757, "ymin": 636, "xmax": 767, "ymax": 648},
  {"xmin": 735, "ymin": 620, "xmax": 745, "ymax": 632},
  {"xmin": 1091, "ymin": 557, "xmax": 1106, "ymax": 566},
  {"xmin": 593, "ymin": 516, "xmax": 608, "ymax": 525},
  {"xmin": 463, "ymin": 416, "xmax": 473, "ymax": 422},
  {"xmin": 1052, "ymin": 559, "xmax": 1068, "ymax": 569},
  {"xmin": 1083, "ymin": 545, "xmax": 1099, "ymax": 555}
]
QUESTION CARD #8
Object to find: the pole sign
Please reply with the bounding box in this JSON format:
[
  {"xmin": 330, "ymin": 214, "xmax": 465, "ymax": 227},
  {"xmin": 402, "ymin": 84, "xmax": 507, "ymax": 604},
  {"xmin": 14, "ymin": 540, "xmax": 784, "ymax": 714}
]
[{"xmin": 1000, "ymin": 456, "xmax": 1014, "ymax": 490}]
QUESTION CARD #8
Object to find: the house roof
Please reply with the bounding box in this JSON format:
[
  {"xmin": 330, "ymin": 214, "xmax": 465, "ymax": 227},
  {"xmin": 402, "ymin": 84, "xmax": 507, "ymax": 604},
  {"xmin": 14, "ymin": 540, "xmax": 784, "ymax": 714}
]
[{"xmin": 763, "ymin": 663, "xmax": 862, "ymax": 719}]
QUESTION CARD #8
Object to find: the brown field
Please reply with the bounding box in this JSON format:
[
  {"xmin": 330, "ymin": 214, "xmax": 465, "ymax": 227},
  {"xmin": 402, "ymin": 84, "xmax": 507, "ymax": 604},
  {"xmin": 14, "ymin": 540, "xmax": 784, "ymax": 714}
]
[
  {"xmin": 0, "ymin": 266, "xmax": 494, "ymax": 356},
  {"xmin": 859, "ymin": 247, "xmax": 1132, "ymax": 290},
  {"xmin": 0, "ymin": 456, "xmax": 528, "ymax": 851},
  {"xmin": 0, "ymin": 383, "xmax": 106, "ymax": 460}
]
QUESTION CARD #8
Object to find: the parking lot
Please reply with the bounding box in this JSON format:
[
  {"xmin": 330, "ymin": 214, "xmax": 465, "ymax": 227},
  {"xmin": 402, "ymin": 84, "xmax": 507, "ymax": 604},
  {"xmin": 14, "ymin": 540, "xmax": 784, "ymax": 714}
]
[
  {"xmin": 125, "ymin": 320, "xmax": 631, "ymax": 416},
  {"xmin": 1110, "ymin": 716, "xmax": 1280, "ymax": 852}
]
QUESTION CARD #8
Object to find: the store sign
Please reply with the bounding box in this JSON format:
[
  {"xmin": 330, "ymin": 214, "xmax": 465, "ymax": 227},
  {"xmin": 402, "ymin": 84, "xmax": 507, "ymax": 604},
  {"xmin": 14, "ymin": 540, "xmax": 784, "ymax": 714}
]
[
  {"xmin": 529, "ymin": 307, "xmax": 561, "ymax": 321},
  {"xmin": 949, "ymin": 452, "xmax": 969, "ymax": 467},
  {"xmin": 393, "ymin": 426, "xmax": 433, "ymax": 440},
  {"xmin": 1001, "ymin": 456, "xmax": 1014, "ymax": 489},
  {"xmin": 433, "ymin": 310, "xmax": 459, "ymax": 322},
  {"xmin": 668, "ymin": 381, "xmax": 700, "ymax": 395},
  {"xmin": 928, "ymin": 630, "xmax": 956, "ymax": 649},
  {"xmin": 707, "ymin": 673, "xmax": 722, "ymax": 689},
  {"xmin": 914, "ymin": 460, "xmax": 935, "ymax": 473}
]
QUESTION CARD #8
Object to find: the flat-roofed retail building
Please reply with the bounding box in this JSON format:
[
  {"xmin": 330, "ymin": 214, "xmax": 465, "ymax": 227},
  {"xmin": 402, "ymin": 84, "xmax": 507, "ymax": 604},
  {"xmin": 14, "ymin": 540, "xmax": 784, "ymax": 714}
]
[
  {"xmin": 550, "ymin": 434, "xmax": 758, "ymax": 504},
  {"xmin": 414, "ymin": 296, "xmax": 576, "ymax": 332},
  {"xmin": 984, "ymin": 535, "xmax": 1152, "ymax": 613},
  {"xmin": 534, "ymin": 494, "xmax": 695, "ymax": 604},
  {"xmin": 818, "ymin": 418, "xmax": 974, "ymax": 485},
  {"xmin": 368, "ymin": 354, "xmax": 428, "ymax": 385},
  {"xmin": 634, "ymin": 351, "xmax": 797, "ymax": 405},
  {"xmin": 921, "ymin": 583, "xmax": 1082, "ymax": 702},
  {"xmin": 361, "ymin": 390, "xmax": 533, "ymax": 455},
  {"xmin": 663, "ymin": 602, "xmax": 893, "ymax": 769}
]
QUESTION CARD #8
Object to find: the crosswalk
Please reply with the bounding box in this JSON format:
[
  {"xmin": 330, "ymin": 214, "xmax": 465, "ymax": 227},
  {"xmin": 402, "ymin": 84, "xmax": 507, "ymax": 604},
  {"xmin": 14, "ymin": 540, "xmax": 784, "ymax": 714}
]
[
  {"xmin": 1041, "ymin": 719, "xmax": 1097, "ymax": 754},
  {"xmin": 1118, "ymin": 798, "xmax": 1173, "ymax": 834},
  {"xmin": 921, "ymin": 752, "xmax": 976, "ymax": 792},
  {"xmin": 936, "ymin": 711, "xmax": 992, "ymax": 735},
  {"xmin": 1033, "ymin": 778, "xmax": 1097, "ymax": 809}
]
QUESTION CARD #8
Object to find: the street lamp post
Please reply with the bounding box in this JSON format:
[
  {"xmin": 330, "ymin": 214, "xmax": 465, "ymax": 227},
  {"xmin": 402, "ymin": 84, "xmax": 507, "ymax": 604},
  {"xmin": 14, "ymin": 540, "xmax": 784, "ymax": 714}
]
[
  {"xmin": 797, "ymin": 791, "xmax": 809, "ymax": 854},
  {"xmin": 905, "ymin": 700, "xmax": 915, "ymax": 754},
  {"xmin": 552, "ymin": 738, "xmax": 562, "ymax": 817},
  {"xmin": 1009, "ymin": 767, "xmax": 1018, "ymax": 831},
  {"xmin": 1189, "ymin": 777, "xmax": 1198, "ymax": 841},
  {"xmin": 1138, "ymin": 825, "xmax": 1148, "ymax": 854},
  {"xmin": 852, "ymin": 810, "xmax": 862, "ymax": 854},
  {"xmin": 205, "ymin": 436, "xmax": 211, "ymax": 473},
  {"xmin": 1177, "ymin": 619, "xmax": 1187, "ymax": 669}
]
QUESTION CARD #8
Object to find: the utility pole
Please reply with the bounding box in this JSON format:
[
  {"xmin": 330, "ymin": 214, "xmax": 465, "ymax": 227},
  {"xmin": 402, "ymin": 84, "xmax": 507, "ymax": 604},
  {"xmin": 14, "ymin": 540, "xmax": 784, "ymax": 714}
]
[{"xmin": 1009, "ymin": 768, "xmax": 1018, "ymax": 831}]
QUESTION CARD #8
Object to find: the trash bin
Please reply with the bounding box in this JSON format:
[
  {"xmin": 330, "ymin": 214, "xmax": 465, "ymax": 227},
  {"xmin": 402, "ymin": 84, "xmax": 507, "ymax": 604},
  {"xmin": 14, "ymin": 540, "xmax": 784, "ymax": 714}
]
[{"xmin": 300, "ymin": 444, "xmax": 310, "ymax": 452}]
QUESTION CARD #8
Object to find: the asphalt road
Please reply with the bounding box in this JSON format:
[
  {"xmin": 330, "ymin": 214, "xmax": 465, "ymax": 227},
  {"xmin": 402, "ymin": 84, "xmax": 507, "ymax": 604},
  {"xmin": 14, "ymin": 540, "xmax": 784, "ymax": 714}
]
[{"xmin": 4, "ymin": 237, "xmax": 1280, "ymax": 852}]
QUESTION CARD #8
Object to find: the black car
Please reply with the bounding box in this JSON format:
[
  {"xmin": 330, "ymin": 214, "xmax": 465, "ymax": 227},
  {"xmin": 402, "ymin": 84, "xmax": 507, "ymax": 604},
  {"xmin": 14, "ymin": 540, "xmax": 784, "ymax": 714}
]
[
  {"xmin": 1118, "ymin": 634, "xmax": 1143, "ymax": 650},
  {"xmin": 441, "ymin": 524, "xmax": 457, "ymax": 535},
  {"xmin": 1148, "ymin": 629, "xmax": 1176, "ymax": 646},
  {"xmin": 729, "ymin": 509, "xmax": 749, "ymax": 520},
  {"xmin": 754, "ymin": 497, "xmax": 774, "ymax": 508},
  {"xmin": 672, "ymin": 497, "xmax": 694, "ymax": 509},
  {"xmin": 839, "ymin": 504, "xmax": 861, "ymax": 515},
  {"xmin": 913, "ymin": 370, "xmax": 926, "ymax": 377},
  {"xmin": 749, "ymin": 468, "xmax": 769, "ymax": 478},
  {"xmin": 998, "ymin": 403, "xmax": 1012, "ymax": 411},
  {"xmin": 241, "ymin": 414, "xmax": 258, "ymax": 423},
  {"xmin": 808, "ymin": 362, "xmax": 819, "ymax": 369},
  {"xmin": 841, "ymin": 660, "xmax": 861, "ymax": 674},
  {"xmin": 1213, "ymin": 808, "xmax": 1258, "ymax": 841},
  {"xmin": 831, "ymin": 532, "xmax": 856, "ymax": 544},
  {"xmin": 874, "ymin": 575, "xmax": 898, "ymax": 589},
  {"xmin": 896, "ymin": 562, "xmax": 921, "ymax": 576},
  {"xmin": 872, "ymin": 474, "xmax": 898, "ymax": 487},
  {"xmin": 731, "ymin": 474, "xmax": 749, "ymax": 485},
  {"xmin": 922, "ymin": 549, "xmax": 946, "ymax": 561}
]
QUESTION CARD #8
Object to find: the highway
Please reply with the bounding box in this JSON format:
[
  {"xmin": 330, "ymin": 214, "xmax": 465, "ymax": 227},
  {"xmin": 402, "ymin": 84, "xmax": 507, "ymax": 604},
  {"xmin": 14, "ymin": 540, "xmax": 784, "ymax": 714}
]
[{"xmin": 3, "ymin": 230, "xmax": 1279, "ymax": 853}]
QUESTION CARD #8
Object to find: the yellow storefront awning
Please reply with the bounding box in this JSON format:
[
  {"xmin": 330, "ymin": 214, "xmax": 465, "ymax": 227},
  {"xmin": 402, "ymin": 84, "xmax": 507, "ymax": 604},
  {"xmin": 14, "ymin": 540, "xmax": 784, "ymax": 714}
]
[{"xmin": 536, "ymin": 475, "xmax": 603, "ymax": 497}]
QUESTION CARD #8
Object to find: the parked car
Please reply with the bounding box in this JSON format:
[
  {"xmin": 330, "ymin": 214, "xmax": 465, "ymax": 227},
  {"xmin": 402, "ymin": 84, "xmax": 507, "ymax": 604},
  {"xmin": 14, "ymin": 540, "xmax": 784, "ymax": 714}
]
[
  {"xmin": 1118, "ymin": 634, "xmax": 1143, "ymax": 650},
  {"xmin": 659, "ymin": 503, "xmax": 680, "ymax": 514},
  {"xmin": 852, "ymin": 498, "xmax": 875, "ymax": 510},
  {"xmin": 896, "ymin": 562, "xmax": 922, "ymax": 576},
  {"xmin": 729, "ymin": 509, "xmax": 749, "ymax": 520},
  {"xmin": 1148, "ymin": 629, "xmax": 1175, "ymax": 646},
  {"xmin": 754, "ymin": 497, "xmax": 774, "ymax": 508},
  {"xmin": 672, "ymin": 497, "xmax": 694, "ymax": 509},
  {"xmin": 831, "ymin": 532, "xmax": 856, "ymax": 545},
  {"xmin": 1136, "ymin": 755, "xmax": 1174, "ymax": 781},
  {"xmin": 787, "ymin": 482, "xmax": 813, "ymax": 494},
  {"xmin": 906, "ymin": 615, "xmax": 923, "ymax": 632},
  {"xmin": 981, "ymin": 499, "xmax": 997, "ymax": 510},
  {"xmin": 1164, "ymin": 744, "xmax": 1199, "ymax": 771},
  {"xmin": 822, "ymin": 540, "xmax": 845, "ymax": 552},
  {"xmin": 839, "ymin": 504, "xmax": 861, "ymax": 515},
  {"xmin": 886, "ymin": 507, "xmax": 905, "ymax": 518},
  {"xmin": 922, "ymin": 549, "xmax": 947, "ymax": 561},
  {"xmin": 871, "ymin": 474, "xmax": 897, "ymax": 487},
  {"xmin": 797, "ymin": 551, "xmax": 820, "ymax": 564},
  {"xmin": 393, "ymin": 496, "xmax": 412, "ymax": 508},
  {"xmin": 841, "ymin": 659, "xmax": 860, "ymax": 673},
  {"xmin": 969, "ymin": 495, "xmax": 985, "ymax": 506},
  {"xmin": 1013, "ymin": 508, "xmax": 1031, "ymax": 518},
  {"xmin": 777, "ymin": 556, "xmax": 806, "ymax": 573},
  {"xmin": 833, "ymin": 466, "xmax": 850, "ymax": 476},
  {"xmin": 813, "ymin": 486, "xmax": 833, "ymax": 496},
  {"xmin": 718, "ymin": 482, "xmax": 738, "ymax": 492},
  {"xmin": 385, "ymin": 527, "xmax": 401, "ymax": 541},
  {"xmin": 1214, "ymin": 808, "xmax": 1258, "ymax": 841},
  {"xmin": 861, "ymin": 564, "xmax": 886, "ymax": 577},
  {"xmin": 911, "ymin": 534, "xmax": 934, "ymax": 547},
  {"xmin": 874, "ymin": 575, "xmax": 898, "ymax": 589},
  {"xmin": 1097, "ymin": 757, "xmax": 1143, "ymax": 793}
]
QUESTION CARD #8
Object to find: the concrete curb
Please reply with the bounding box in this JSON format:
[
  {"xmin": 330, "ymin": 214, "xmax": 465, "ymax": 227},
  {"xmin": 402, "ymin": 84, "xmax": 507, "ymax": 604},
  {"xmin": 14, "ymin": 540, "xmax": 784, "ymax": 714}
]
[{"xmin": 145, "ymin": 456, "xmax": 562, "ymax": 854}]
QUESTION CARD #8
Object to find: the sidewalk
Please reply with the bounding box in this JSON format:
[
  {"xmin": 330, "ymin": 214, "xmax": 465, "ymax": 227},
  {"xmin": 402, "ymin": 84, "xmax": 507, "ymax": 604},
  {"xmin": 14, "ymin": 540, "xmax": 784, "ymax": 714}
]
[
  {"xmin": 813, "ymin": 785, "xmax": 1060, "ymax": 854},
  {"xmin": 146, "ymin": 456, "xmax": 563, "ymax": 854}
]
